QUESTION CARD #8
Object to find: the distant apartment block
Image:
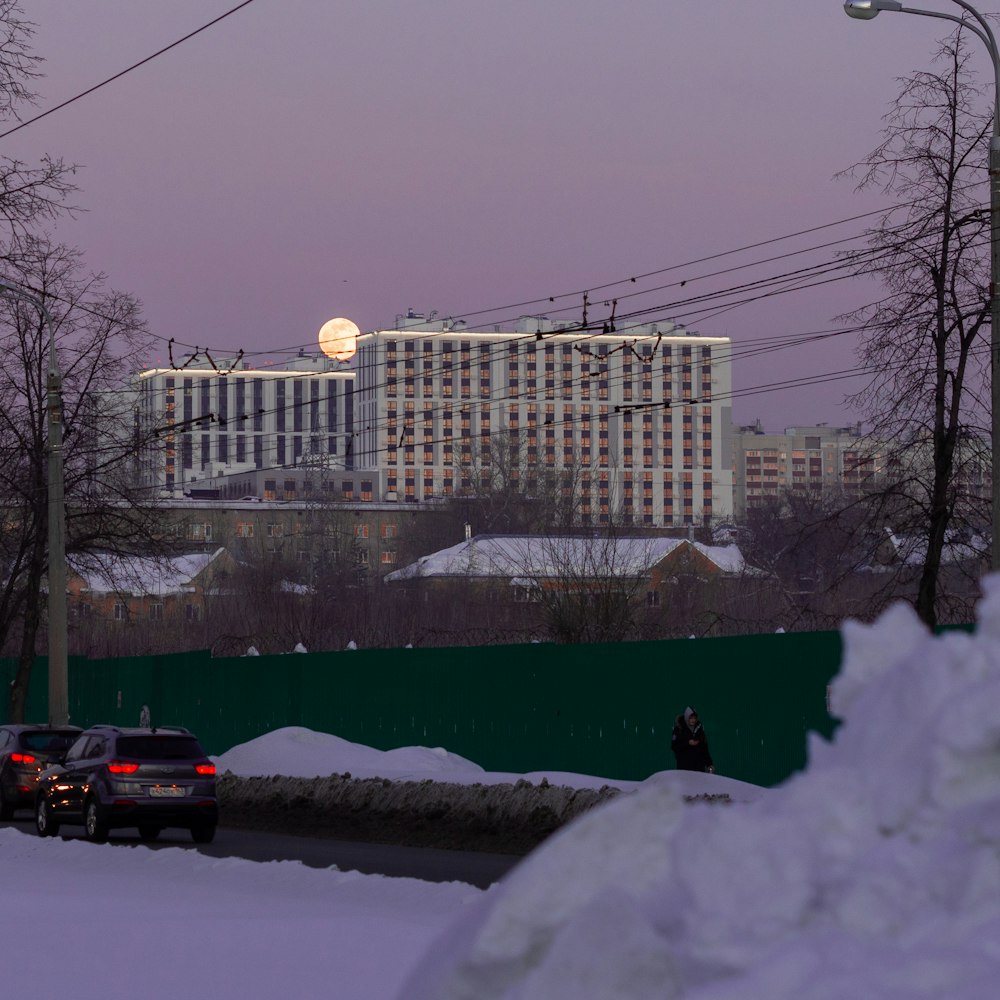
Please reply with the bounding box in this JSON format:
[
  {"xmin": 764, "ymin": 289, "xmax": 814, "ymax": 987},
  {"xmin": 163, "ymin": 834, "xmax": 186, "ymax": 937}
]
[
  {"xmin": 136, "ymin": 355, "xmax": 355, "ymax": 498},
  {"xmin": 731, "ymin": 422, "xmax": 885, "ymax": 517},
  {"xmin": 353, "ymin": 314, "xmax": 734, "ymax": 526}
]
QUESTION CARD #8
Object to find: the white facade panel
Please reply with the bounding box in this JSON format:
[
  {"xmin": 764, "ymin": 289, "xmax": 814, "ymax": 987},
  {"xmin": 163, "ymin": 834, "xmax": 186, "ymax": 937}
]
[{"xmin": 137, "ymin": 361, "xmax": 355, "ymax": 497}]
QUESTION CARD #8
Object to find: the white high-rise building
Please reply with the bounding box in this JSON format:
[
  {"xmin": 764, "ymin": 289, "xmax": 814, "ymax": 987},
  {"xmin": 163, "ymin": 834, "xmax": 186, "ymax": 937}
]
[
  {"xmin": 136, "ymin": 356, "xmax": 355, "ymax": 497},
  {"xmin": 353, "ymin": 314, "xmax": 733, "ymax": 526}
]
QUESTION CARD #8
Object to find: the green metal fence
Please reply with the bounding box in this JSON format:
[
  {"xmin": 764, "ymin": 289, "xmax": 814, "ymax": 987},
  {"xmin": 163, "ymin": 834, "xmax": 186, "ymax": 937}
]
[{"xmin": 0, "ymin": 631, "xmax": 843, "ymax": 787}]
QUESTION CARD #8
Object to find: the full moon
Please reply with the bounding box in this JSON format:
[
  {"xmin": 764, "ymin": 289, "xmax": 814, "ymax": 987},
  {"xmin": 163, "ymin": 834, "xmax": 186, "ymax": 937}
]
[{"xmin": 318, "ymin": 317, "xmax": 360, "ymax": 361}]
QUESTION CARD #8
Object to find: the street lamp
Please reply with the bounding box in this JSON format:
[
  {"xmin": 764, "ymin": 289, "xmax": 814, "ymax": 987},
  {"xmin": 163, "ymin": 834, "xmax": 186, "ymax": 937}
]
[
  {"xmin": 844, "ymin": 0, "xmax": 1000, "ymax": 571},
  {"xmin": 0, "ymin": 279, "xmax": 68, "ymax": 725}
]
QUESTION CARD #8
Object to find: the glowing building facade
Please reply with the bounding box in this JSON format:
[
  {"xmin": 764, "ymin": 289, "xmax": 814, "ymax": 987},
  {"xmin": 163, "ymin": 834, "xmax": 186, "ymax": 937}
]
[{"xmin": 353, "ymin": 315, "xmax": 733, "ymax": 526}]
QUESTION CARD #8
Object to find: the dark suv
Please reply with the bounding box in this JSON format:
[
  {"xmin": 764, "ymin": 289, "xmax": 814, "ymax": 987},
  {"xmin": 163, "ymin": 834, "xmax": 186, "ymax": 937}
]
[
  {"xmin": 35, "ymin": 725, "xmax": 218, "ymax": 843},
  {"xmin": 0, "ymin": 725, "xmax": 81, "ymax": 819}
]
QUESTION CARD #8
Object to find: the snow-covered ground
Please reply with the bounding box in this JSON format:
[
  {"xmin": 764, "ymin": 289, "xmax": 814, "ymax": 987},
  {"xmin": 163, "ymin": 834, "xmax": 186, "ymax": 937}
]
[
  {"xmin": 6, "ymin": 586, "xmax": 1000, "ymax": 999},
  {"xmin": 0, "ymin": 828, "xmax": 476, "ymax": 1000},
  {"xmin": 3, "ymin": 691, "xmax": 746, "ymax": 1000}
]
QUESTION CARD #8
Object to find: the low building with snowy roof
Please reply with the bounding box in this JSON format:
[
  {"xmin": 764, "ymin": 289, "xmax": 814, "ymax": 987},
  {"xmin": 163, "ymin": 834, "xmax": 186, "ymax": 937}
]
[
  {"xmin": 873, "ymin": 527, "xmax": 988, "ymax": 571},
  {"xmin": 385, "ymin": 533, "xmax": 754, "ymax": 608},
  {"xmin": 67, "ymin": 548, "xmax": 236, "ymax": 623}
]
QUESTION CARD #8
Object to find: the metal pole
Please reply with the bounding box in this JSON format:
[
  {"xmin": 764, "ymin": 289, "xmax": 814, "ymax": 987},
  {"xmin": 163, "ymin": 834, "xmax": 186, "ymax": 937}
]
[
  {"xmin": 991, "ymin": 134, "xmax": 1000, "ymax": 569},
  {"xmin": 934, "ymin": 0, "xmax": 1000, "ymax": 574},
  {"xmin": 0, "ymin": 280, "xmax": 68, "ymax": 724},
  {"xmin": 46, "ymin": 322, "xmax": 69, "ymax": 724}
]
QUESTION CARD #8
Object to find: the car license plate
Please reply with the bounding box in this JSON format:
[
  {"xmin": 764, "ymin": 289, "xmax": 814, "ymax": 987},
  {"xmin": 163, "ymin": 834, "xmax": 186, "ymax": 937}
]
[{"xmin": 148, "ymin": 785, "xmax": 185, "ymax": 798}]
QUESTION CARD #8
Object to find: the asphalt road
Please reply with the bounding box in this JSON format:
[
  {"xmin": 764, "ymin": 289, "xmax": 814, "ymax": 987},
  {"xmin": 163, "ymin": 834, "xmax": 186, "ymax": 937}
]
[{"xmin": 0, "ymin": 817, "xmax": 521, "ymax": 889}]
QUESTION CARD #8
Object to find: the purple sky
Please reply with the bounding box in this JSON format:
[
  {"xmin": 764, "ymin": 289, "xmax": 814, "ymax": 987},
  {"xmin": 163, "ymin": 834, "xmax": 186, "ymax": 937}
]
[{"xmin": 7, "ymin": 1, "xmax": 980, "ymax": 429}]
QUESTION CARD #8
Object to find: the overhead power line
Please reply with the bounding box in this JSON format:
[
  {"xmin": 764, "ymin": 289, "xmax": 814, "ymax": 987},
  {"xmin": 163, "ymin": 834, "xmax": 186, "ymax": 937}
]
[
  {"xmin": 239, "ymin": 183, "xmax": 986, "ymax": 360},
  {"xmin": 8, "ymin": 183, "xmax": 977, "ymax": 364},
  {"xmin": 0, "ymin": 0, "xmax": 259, "ymax": 140},
  {"xmin": 115, "ymin": 338, "xmax": 991, "ymax": 502}
]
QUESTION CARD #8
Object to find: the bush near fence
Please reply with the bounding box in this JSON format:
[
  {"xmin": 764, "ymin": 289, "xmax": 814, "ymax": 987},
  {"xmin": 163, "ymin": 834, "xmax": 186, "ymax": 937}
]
[{"xmin": 1, "ymin": 631, "xmax": 842, "ymax": 788}]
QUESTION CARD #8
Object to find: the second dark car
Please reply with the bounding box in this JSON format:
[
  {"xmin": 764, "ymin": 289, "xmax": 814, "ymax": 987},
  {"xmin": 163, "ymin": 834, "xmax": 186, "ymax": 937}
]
[
  {"xmin": 35, "ymin": 724, "xmax": 218, "ymax": 843},
  {"xmin": 0, "ymin": 725, "xmax": 81, "ymax": 819}
]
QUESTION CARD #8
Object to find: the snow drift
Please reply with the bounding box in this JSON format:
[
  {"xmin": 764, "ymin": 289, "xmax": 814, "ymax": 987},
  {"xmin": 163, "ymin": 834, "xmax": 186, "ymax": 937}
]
[
  {"xmin": 400, "ymin": 589, "xmax": 1000, "ymax": 999},
  {"xmin": 214, "ymin": 726, "xmax": 763, "ymax": 854}
]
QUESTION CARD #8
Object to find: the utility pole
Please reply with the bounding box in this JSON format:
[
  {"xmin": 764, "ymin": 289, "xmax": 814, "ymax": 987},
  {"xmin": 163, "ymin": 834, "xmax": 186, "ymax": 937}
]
[{"xmin": 0, "ymin": 279, "xmax": 68, "ymax": 725}]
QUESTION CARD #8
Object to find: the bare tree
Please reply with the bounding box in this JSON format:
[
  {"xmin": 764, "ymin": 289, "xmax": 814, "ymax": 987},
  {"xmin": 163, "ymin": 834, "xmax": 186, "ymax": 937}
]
[
  {"xmin": 505, "ymin": 533, "xmax": 654, "ymax": 644},
  {"xmin": 205, "ymin": 499, "xmax": 380, "ymax": 656},
  {"xmin": 432, "ymin": 423, "xmax": 588, "ymax": 540},
  {"xmin": 0, "ymin": 239, "xmax": 156, "ymax": 720},
  {"xmin": 0, "ymin": 2, "xmax": 76, "ymax": 255},
  {"xmin": 838, "ymin": 28, "xmax": 992, "ymax": 627}
]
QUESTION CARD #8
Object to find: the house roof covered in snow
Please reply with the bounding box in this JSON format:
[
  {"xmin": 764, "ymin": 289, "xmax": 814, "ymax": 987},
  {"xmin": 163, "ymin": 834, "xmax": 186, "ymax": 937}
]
[
  {"xmin": 69, "ymin": 548, "xmax": 228, "ymax": 597},
  {"xmin": 384, "ymin": 534, "xmax": 749, "ymax": 583},
  {"xmin": 876, "ymin": 529, "xmax": 987, "ymax": 569}
]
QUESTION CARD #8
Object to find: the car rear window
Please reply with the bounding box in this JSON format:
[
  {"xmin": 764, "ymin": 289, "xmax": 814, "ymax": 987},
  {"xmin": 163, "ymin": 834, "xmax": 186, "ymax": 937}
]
[
  {"xmin": 116, "ymin": 736, "xmax": 206, "ymax": 760},
  {"xmin": 21, "ymin": 731, "xmax": 79, "ymax": 752}
]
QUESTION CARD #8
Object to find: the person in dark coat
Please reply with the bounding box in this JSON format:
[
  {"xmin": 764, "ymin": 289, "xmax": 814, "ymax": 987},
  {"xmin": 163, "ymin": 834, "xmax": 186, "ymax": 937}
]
[{"xmin": 671, "ymin": 706, "xmax": 715, "ymax": 773}]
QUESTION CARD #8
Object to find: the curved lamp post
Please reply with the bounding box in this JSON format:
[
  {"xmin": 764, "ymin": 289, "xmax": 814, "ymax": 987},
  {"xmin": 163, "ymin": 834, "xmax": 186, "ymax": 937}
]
[
  {"xmin": 0, "ymin": 279, "xmax": 68, "ymax": 725},
  {"xmin": 844, "ymin": 0, "xmax": 1000, "ymax": 571}
]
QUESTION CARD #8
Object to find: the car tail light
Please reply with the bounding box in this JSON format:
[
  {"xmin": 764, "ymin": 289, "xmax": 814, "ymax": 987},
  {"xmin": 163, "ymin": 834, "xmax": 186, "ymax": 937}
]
[
  {"xmin": 195, "ymin": 763, "xmax": 216, "ymax": 776},
  {"xmin": 11, "ymin": 753, "xmax": 36, "ymax": 764},
  {"xmin": 107, "ymin": 761, "xmax": 140, "ymax": 774}
]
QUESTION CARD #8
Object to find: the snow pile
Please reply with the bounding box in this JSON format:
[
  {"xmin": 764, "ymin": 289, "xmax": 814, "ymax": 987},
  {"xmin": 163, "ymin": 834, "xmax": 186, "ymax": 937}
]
[
  {"xmin": 215, "ymin": 725, "xmax": 765, "ymax": 798},
  {"xmin": 217, "ymin": 773, "xmax": 622, "ymax": 855},
  {"xmin": 214, "ymin": 726, "xmax": 492, "ymax": 782},
  {"xmin": 215, "ymin": 728, "xmax": 765, "ymax": 854},
  {"xmin": 401, "ymin": 591, "xmax": 1000, "ymax": 999}
]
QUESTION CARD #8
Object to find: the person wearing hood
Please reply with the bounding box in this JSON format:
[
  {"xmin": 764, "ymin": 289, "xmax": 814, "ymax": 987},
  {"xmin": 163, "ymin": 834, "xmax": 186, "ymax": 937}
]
[{"xmin": 671, "ymin": 706, "xmax": 715, "ymax": 773}]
